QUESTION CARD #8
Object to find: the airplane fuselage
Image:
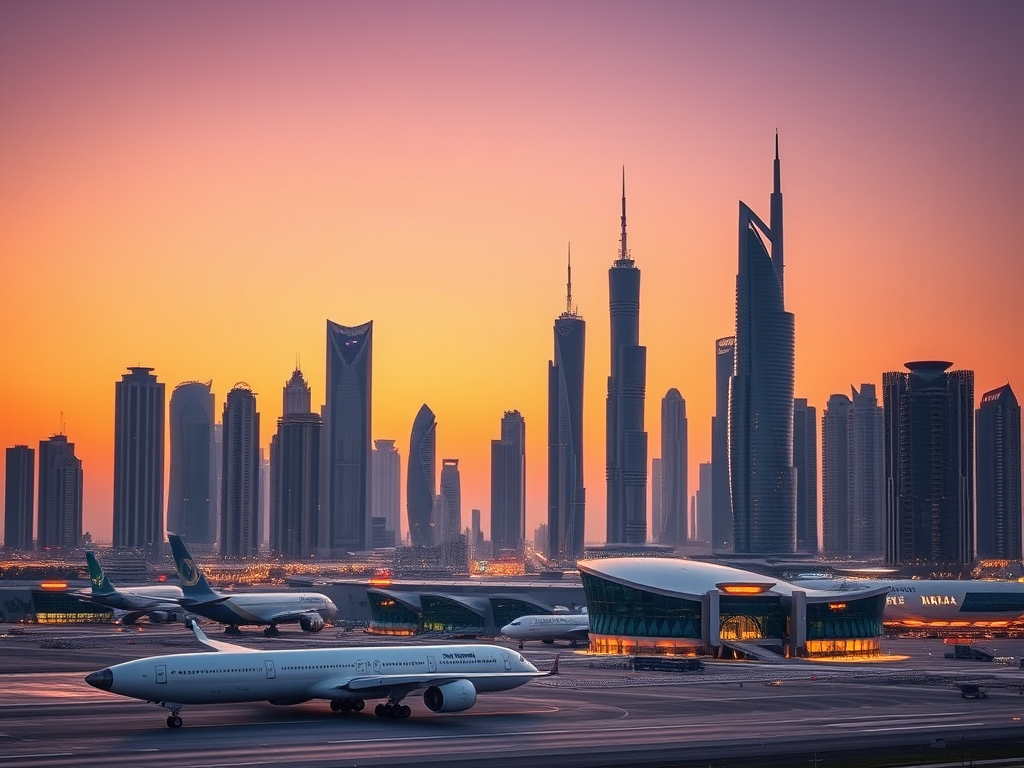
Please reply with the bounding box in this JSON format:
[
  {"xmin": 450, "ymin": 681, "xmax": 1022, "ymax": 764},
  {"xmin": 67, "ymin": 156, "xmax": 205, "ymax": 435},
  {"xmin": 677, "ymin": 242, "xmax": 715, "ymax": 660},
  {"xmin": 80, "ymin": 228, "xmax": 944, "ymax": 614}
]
[
  {"xmin": 183, "ymin": 592, "xmax": 336, "ymax": 627},
  {"xmin": 91, "ymin": 644, "xmax": 538, "ymax": 705},
  {"xmin": 502, "ymin": 614, "xmax": 589, "ymax": 643},
  {"xmin": 83, "ymin": 585, "xmax": 184, "ymax": 612}
]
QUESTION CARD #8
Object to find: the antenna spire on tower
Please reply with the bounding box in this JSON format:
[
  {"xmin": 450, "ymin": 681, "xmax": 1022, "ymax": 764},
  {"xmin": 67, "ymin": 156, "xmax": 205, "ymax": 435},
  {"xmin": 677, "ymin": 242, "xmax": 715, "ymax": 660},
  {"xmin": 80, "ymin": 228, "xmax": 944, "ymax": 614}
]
[
  {"xmin": 566, "ymin": 243, "xmax": 573, "ymax": 314},
  {"xmin": 619, "ymin": 166, "xmax": 629, "ymax": 260}
]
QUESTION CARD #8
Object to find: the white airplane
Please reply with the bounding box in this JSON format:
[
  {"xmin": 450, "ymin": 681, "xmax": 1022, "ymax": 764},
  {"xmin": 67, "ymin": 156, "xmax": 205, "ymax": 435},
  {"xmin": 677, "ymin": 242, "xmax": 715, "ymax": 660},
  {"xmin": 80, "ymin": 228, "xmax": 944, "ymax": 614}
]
[
  {"xmin": 501, "ymin": 612, "xmax": 589, "ymax": 649},
  {"xmin": 85, "ymin": 619, "xmax": 556, "ymax": 728},
  {"xmin": 168, "ymin": 533, "xmax": 337, "ymax": 636},
  {"xmin": 74, "ymin": 551, "xmax": 186, "ymax": 625}
]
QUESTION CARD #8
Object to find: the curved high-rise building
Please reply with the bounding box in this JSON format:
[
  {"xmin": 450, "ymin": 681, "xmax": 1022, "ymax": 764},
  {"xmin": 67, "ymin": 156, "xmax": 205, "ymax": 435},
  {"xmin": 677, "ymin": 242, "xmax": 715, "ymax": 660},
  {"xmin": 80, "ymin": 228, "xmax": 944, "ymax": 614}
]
[
  {"xmin": 407, "ymin": 404, "xmax": 437, "ymax": 546},
  {"xmin": 606, "ymin": 173, "xmax": 648, "ymax": 545},
  {"xmin": 324, "ymin": 320, "xmax": 373, "ymax": 553},
  {"xmin": 729, "ymin": 137, "xmax": 797, "ymax": 554},
  {"xmin": 548, "ymin": 251, "xmax": 586, "ymax": 561},
  {"xmin": 660, "ymin": 388, "xmax": 687, "ymax": 546},
  {"xmin": 167, "ymin": 381, "xmax": 215, "ymax": 547}
]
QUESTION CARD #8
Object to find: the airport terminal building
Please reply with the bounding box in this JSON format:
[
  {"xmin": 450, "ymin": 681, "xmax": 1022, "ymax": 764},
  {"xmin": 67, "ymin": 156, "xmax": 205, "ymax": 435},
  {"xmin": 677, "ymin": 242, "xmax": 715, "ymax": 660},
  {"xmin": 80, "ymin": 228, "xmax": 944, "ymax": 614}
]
[{"xmin": 578, "ymin": 558, "xmax": 888, "ymax": 658}]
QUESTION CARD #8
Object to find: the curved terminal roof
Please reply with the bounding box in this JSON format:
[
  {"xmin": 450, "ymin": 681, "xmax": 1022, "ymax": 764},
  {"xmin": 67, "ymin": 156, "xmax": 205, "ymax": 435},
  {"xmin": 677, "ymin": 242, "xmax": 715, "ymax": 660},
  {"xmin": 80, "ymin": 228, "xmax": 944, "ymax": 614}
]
[{"xmin": 577, "ymin": 557, "xmax": 889, "ymax": 603}]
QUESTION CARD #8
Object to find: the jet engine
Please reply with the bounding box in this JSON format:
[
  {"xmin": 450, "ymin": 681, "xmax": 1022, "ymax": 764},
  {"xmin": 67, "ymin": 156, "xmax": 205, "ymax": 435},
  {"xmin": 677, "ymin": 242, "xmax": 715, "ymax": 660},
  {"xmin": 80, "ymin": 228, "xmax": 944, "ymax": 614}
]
[
  {"xmin": 299, "ymin": 613, "xmax": 326, "ymax": 632},
  {"xmin": 147, "ymin": 611, "xmax": 171, "ymax": 623},
  {"xmin": 423, "ymin": 680, "xmax": 477, "ymax": 712}
]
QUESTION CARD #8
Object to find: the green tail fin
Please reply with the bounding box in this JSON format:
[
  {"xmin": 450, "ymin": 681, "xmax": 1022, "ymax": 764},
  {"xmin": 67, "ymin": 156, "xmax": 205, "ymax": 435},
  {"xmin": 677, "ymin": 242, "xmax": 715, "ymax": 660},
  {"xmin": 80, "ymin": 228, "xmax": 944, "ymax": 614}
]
[{"xmin": 86, "ymin": 551, "xmax": 115, "ymax": 595}]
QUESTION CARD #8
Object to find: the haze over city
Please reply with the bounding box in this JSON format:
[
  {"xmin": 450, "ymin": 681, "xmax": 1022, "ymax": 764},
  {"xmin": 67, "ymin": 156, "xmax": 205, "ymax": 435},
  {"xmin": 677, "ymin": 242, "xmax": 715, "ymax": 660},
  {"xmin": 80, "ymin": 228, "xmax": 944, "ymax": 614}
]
[{"xmin": 2, "ymin": 0, "xmax": 1022, "ymax": 545}]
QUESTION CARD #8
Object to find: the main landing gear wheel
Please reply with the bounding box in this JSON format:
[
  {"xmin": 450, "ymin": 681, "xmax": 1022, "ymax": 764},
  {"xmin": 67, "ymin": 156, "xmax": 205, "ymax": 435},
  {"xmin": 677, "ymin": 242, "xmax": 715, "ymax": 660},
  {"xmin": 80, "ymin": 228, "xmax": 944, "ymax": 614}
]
[
  {"xmin": 166, "ymin": 715, "xmax": 183, "ymax": 728},
  {"xmin": 375, "ymin": 703, "xmax": 411, "ymax": 719},
  {"xmin": 331, "ymin": 699, "xmax": 364, "ymax": 713},
  {"xmin": 225, "ymin": 625, "xmax": 242, "ymax": 635},
  {"xmin": 263, "ymin": 625, "xmax": 281, "ymax": 637}
]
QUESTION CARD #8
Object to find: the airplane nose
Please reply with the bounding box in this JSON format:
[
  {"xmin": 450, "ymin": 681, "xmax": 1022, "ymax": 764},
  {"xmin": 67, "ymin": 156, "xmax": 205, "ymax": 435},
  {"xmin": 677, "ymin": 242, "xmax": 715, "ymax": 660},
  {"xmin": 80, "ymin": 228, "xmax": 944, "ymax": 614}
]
[{"xmin": 85, "ymin": 668, "xmax": 113, "ymax": 691}]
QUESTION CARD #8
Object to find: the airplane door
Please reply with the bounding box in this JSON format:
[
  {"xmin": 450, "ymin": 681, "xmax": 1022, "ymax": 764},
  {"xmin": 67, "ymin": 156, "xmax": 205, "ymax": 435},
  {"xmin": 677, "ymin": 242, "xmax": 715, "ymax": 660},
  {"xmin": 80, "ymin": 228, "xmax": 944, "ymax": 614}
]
[
  {"xmin": 502, "ymin": 652, "xmax": 511, "ymax": 671},
  {"xmin": 264, "ymin": 660, "xmax": 276, "ymax": 679},
  {"xmin": 427, "ymin": 655, "xmax": 436, "ymax": 672},
  {"xmin": 156, "ymin": 664, "xmax": 167, "ymax": 684}
]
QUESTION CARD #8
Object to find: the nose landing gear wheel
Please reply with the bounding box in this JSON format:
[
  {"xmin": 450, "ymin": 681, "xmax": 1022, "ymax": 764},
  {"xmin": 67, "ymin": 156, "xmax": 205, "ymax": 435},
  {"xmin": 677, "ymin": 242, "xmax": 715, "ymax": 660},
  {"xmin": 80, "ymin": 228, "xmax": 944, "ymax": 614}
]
[
  {"xmin": 400, "ymin": 704, "xmax": 411, "ymax": 718},
  {"xmin": 166, "ymin": 715, "xmax": 183, "ymax": 728}
]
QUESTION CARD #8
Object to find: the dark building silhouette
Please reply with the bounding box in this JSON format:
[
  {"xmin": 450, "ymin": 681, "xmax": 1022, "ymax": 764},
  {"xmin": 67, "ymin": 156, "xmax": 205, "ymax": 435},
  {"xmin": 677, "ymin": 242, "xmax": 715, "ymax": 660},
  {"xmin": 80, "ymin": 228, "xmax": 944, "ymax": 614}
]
[
  {"xmin": 823, "ymin": 385, "xmax": 885, "ymax": 558},
  {"xmin": 650, "ymin": 458, "xmax": 663, "ymax": 543},
  {"xmin": 167, "ymin": 381, "xmax": 215, "ymax": 547},
  {"xmin": 37, "ymin": 434, "xmax": 82, "ymax": 550},
  {"xmin": 976, "ymin": 384, "xmax": 1021, "ymax": 560},
  {"xmin": 548, "ymin": 252, "xmax": 586, "ymax": 561},
  {"xmin": 4, "ymin": 445, "xmax": 34, "ymax": 550},
  {"xmin": 371, "ymin": 439, "xmax": 400, "ymax": 548},
  {"xmin": 491, "ymin": 410, "xmax": 525, "ymax": 556},
  {"xmin": 440, "ymin": 459, "xmax": 462, "ymax": 542},
  {"xmin": 221, "ymin": 384, "xmax": 260, "ymax": 557},
  {"xmin": 113, "ymin": 366, "xmax": 165, "ymax": 555},
  {"xmin": 606, "ymin": 173, "xmax": 648, "ymax": 545},
  {"xmin": 696, "ymin": 461, "xmax": 713, "ymax": 543},
  {"xmin": 883, "ymin": 361, "xmax": 974, "ymax": 573},
  {"xmin": 711, "ymin": 336, "xmax": 734, "ymax": 551},
  {"xmin": 407, "ymin": 404, "xmax": 437, "ymax": 547},
  {"xmin": 729, "ymin": 137, "xmax": 797, "ymax": 554},
  {"xmin": 323, "ymin": 320, "xmax": 373, "ymax": 552},
  {"xmin": 270, "ymin": 368, "xmax": 321, "ymax": 559},
  {"xmin": 659, "ymin": 389, "xmax": 687, "ymax": 546},
  {"xmin": 793, "ymin": 398, "xmax": 818, "ymax": 554}
]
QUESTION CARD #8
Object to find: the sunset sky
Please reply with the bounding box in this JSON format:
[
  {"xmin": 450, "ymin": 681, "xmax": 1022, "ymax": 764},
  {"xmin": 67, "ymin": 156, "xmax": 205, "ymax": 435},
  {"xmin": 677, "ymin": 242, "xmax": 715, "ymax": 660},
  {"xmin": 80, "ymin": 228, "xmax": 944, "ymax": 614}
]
[{"xmin": 2, "ymin": 1, "xmax": 1022, "ymax": 546}]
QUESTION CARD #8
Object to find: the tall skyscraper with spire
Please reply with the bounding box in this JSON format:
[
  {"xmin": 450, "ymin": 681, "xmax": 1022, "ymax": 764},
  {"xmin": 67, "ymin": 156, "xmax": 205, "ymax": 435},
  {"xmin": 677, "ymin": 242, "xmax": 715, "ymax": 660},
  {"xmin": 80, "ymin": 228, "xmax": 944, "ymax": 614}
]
[
  {"xmin": 270, "ymin": 367, "xmax": 321, "ymax": 558},
  {"xmin": 167, "ymin": 381, "xmax": 216, "ymax": 547},
  {"xmin": 323, "ymin": 320, "xmax": 373, "ymax": 553},
  {"xmin": 606, "ymin": 173, "xmax": 648, "ymax": 545},
  {"xmin": 113, "ymin": 366, "xmax": 165, "ymax": 555},
  {"xmin": 407, "ymin": 404, "xmax": 437, "ymax": 546},
  {"xmin": 37, "ymin": 433, "xmax": 82, "ymax": 550},
  {"xmin": 547, "ymin": 249, "xmax": 586, "ymax": 561},
  {"xmin": 4, "ymin": 445, "xmax": 34, "ymax": 551},
  {"xmin": 729, "ymin": 136, "xmax": 797, "ymax": 554},
  {"xmin": 221, "ymin": 383, "xmax": 260, "ymax": 557}
]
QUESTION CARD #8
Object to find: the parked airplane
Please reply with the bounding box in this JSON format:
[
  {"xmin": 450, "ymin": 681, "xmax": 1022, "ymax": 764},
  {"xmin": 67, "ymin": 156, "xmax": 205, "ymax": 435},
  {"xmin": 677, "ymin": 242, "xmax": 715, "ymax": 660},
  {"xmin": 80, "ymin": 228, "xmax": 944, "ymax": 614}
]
[
  {"xmin": 501, "ymin": 612, "xmax": 589, "ymax": 649},
  {"xmin": 74, "ymin": 551, "xmax": 185, "ymax": 625},
  {"xmin": 85, "ymin": 619, "xmax": 555, "ymax": 727},
  {"xmin": 168, "ymin": 533, "xmax": 337, "ymax": 636}
]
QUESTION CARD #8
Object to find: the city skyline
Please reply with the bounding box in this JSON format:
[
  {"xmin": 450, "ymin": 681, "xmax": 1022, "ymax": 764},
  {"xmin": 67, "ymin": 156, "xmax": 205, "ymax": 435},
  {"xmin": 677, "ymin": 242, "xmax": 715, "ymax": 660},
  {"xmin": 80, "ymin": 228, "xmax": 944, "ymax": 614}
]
[{"xmin": 1, "ymin": 2, "xmax": 1022, "ymax": 545}]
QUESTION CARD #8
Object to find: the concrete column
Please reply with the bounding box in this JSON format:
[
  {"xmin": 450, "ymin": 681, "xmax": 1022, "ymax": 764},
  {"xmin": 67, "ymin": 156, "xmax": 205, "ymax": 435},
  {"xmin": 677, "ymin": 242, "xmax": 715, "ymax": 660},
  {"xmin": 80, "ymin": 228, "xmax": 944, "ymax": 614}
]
[
  {"xmin": 701, "ymin": 590, "xmax": 720, "ymax": 652},
  {"xmin": 789, "ymin": 590, "xmax": 807, "ymax": 658}
]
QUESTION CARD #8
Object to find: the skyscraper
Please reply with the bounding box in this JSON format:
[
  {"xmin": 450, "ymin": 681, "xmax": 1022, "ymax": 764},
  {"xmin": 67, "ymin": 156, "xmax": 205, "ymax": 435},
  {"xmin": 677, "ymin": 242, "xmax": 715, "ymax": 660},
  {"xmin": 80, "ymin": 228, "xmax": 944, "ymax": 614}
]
[
  {"xmin": 711, "ymin": 336, "xmax": 734, "ymax": 551},
  {"xmin": 606, "ymin": 173, "xmax": 648, "ymax": 545},
  {"xmin": 976, "ymin": 384, "xmax": 1022, "ymax": 560},
  {"xmin": 660, "ymin": 389, "xmax": 687, "ymax": 546},
  {"xmin": 883, "ymin": 361, "xmax": 974, "ymax": 572},
  {"xmin": 470, "ymin": 508, "xmax": 482, "ymax": 556},
  {"xmin": 270, "ymin": 368, "xmax": 321, "ymax": 559},
  {"xmin": 37, "ymin": 434, "xmax": 82, "ymax": 550},
  {"xmin": 324, "ymin": 319, "xmax": 373, "ymax": 553},
  {"xmin": 167, "ymin": 381, "xmax": 215, "ymax": 547},
  {"xmin": 650, "ymin": 457, "xmax": 663, "ymax": 544},
  {"xmin": 729, "ymin": 137, "xmax": 797, "ymax": 554},
  {"xmin": 4, "ymin": 445, "xmax": 34, "ymax": 550},
  {"xmin": 372, "ymin": 439, "xmax": 401, "ymax": 547},
  {"xmin": 113, "ymin": 366, "xmax": 165, "ymax": 554},
  {"xmin": 407, "ymin": 404, "xmax": 437, "ymax": 547},
  {"xmin": 696, "ymin": 461, "xmax": 713, "ymax": 544},
  {"xmin": 793, "ymin": 398, "xmax": 818, "ymax": 554},
  {"xmin": 221, "ymin": 383, "xmax": 260, "ymax": 557},
  {"xmin": 823, "ymin": 385, "xmax": 885, "ymax": 557},
  {"xmin": 440, "ymin": 459, "xmax": 462, "ymax": 542},
  {"xmin": 548, "ymin": 251, "xmax": 586, "ymax": 561},
  {"xmin": 491, "ymin": 410, "xmax": 525, "ymax": 556}
]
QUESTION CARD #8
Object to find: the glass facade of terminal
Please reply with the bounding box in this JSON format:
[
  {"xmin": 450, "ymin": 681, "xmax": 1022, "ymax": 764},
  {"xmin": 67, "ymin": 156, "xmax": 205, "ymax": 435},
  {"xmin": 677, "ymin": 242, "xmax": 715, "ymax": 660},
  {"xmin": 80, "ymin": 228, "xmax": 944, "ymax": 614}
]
[
  {"xmin": 719, "ymin": 595, "xmax": 786, "ymax": 641},
  {"xmin": 805, "ymin": 594, "xmax": 885, "ymax": 656},
  {"xmin": 33, "ymin": 591, "xmax": 113, "ymax": 623},
  {"xmin": 419, "ymin": 597, "xmax": 484, "ymax": 634},
  {"xmin": 366, "ymin": 592, "xmax": 421, "ymax": 635}
]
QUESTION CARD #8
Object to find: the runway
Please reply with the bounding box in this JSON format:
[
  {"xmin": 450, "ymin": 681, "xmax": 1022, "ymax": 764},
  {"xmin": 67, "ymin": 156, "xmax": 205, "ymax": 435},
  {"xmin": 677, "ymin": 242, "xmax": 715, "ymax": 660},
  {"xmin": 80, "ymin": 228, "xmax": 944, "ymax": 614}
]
[{"xmin": 4, "ymin": 626, "xmax": 1024, "ymax": 767}]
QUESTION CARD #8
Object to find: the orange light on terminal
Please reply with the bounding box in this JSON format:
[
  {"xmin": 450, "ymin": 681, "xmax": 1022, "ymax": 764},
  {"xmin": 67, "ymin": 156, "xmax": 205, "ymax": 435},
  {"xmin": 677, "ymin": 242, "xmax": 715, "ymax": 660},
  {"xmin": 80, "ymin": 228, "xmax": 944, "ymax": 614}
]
[
  {"xmin": 368, "ymin": 579, "xmax": 392, "ymax": 587},
  {"xmin": 717, "ymin": 582, "xmax": 774, "ymax": 595},
  {"xmin": 39, "ymin": 581, "xmax": 67, "ymax": 590},
  {"xmin": 828, "ymin": 603, "xmax": 847, "ymax": 610}
]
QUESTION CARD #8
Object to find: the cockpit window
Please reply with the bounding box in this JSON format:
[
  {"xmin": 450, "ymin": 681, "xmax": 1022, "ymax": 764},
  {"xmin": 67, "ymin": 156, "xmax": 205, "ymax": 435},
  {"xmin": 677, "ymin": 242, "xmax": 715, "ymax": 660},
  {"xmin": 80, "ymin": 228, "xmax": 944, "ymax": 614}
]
[{"xmin": 510, "ymin": 621, "xmax": 520, "ymax": 626}]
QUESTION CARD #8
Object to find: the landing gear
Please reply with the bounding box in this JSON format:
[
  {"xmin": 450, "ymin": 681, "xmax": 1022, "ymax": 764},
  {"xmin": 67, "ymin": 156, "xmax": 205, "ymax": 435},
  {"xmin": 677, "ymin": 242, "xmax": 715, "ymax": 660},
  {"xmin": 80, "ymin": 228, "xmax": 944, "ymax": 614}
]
[
  {"xmin": 518, "ymin": 641, "xmax": 524, "ymax": 650},
  {"xmin": 330, "ymin": 698, "xmax": 364, "ymax": 713},
  {"xmin": 224, "ymin": 625, "xmax": 242, "ymax": 635},
  {"xmin": 375, "ymin": 702, "xmax": 411, "ymax": 719},
  {"xmin": 166, "ymin": 715, "xmax": 183, "ymax": 728},
  {"xmin": 263, "ymin": 625, "xmax": 281, "ymax": 637}
]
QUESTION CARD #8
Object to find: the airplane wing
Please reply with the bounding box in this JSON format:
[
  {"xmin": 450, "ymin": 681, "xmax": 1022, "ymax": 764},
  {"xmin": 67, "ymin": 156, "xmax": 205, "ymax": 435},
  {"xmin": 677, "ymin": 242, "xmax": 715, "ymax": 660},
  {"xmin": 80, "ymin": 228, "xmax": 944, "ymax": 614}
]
[
  {"xmin": 308, "ymin": 669, "xmax": 550, "ymax": 700},
  {"xmin": 261, "ymin": 608, "xmax": 325, "ymax": 624},
  {"xmin": 189, "ymin": 619, "xmax": 257, "ymax": 653},
  {"xmin": 180, "ymin": 595, "xmax": 233, "ymax": 607}
]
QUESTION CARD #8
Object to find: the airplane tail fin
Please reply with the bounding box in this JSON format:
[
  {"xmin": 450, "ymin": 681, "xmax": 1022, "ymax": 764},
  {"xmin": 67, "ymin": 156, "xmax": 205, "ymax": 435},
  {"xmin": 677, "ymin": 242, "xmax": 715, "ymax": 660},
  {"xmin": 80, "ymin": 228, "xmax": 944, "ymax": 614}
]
[
  {"xmin": 547, "ymin": 653, "xmax": 560, "ymax": 676},
  {"xmin": 85, "ymin": 551, "xmax": 116, "ymax": 596},
  {"xmin": 168, "ymin": 533, "xmax": 217, "ymax": 599}
]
